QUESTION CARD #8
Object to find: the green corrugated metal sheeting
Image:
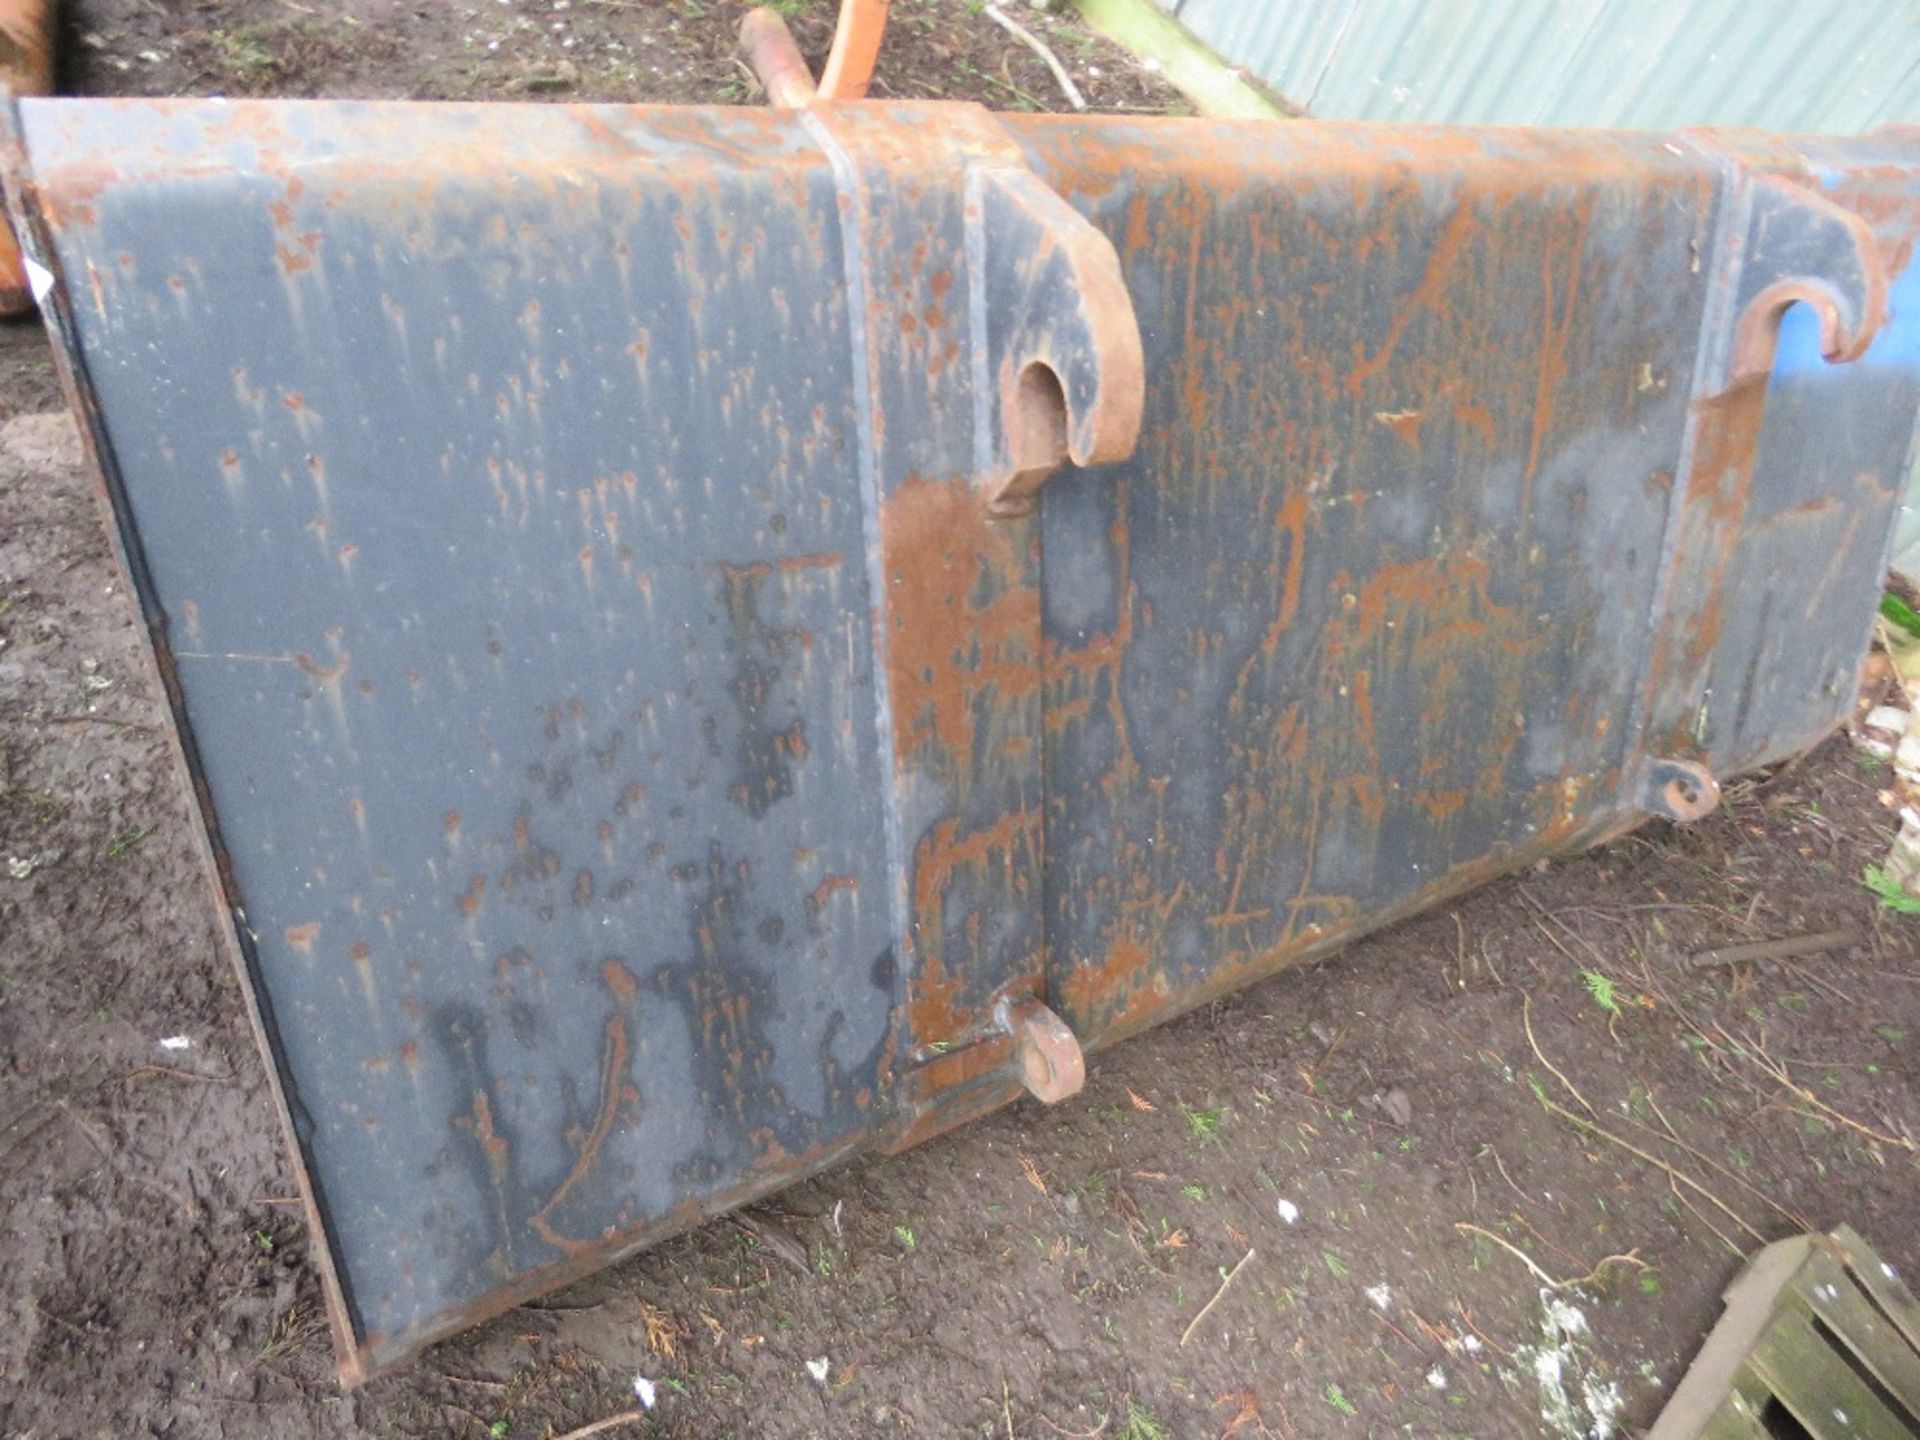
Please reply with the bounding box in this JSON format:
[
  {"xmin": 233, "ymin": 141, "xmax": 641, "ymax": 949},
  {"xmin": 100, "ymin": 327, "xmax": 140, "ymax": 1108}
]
[{"xmin": 1168, "ymin": 0, "xmax": 1920, "ymax": 574}]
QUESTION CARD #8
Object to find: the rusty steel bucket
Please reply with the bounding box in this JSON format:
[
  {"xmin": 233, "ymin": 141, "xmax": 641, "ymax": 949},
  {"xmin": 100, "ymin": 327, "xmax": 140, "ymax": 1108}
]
[
  {"xmin": 4, "ymin": 93, "xmax": 1918, "ymax": 1379},
  {"xmin": 0, "ymin": 0, "xmax": 52, "ymax": 313}
]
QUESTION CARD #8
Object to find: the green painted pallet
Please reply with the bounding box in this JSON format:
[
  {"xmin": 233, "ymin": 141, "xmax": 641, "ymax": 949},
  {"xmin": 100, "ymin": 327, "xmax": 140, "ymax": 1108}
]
[{"xmin": 1653, "ymin": 1228, "xmax": 1920, "ymax": 1439}]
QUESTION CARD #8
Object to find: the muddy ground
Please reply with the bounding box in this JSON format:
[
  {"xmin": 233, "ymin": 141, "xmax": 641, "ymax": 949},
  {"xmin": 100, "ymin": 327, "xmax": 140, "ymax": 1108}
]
[{"xmin": 3, "ymin": 3, "xmax": 1918, "ymax": 1438}]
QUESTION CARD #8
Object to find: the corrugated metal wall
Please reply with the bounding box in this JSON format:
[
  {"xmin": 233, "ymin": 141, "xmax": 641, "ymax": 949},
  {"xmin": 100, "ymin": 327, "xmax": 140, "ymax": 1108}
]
[
  {"xmin": 1175, "ymin": 0, "xmax": 1920, "ymax": 130},
  {"xmin": 1172, "ymin": 0, "xmax": 1920, "ymax": 573}
]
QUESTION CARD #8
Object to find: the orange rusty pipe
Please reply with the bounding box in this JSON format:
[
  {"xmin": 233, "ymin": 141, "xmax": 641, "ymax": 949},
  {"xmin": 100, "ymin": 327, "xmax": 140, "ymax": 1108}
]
[
  {"xmin": 0, "ymin": 0, "xmax": 54, "ymax": 316},
  {"xmin": 817, "ymin": 0, "xmax": 890, "ymax": 101},
  {"xmin": 739, "ymin": 8, "xmax": 818, "ymax": 110}
]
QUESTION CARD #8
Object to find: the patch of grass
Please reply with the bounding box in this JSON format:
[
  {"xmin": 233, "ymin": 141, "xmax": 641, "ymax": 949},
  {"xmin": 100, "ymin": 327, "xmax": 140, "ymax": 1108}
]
[
  {"xmin": 1863, "ymin": 864, "xmax": 1920, "ymax": 914},
  {"xmin": 1582, "ymin": 969, "xmax": 1621, "ymax": 1016},
  {"xmin": 105, "ymin": 826, "xmax": 151, "ymax": 859},
  {"xmin": 1180, "ymin": 1103, "xmax": 1225, "ymax": 1146},
  {"xmin": 1180, "ymin": 1183, "xmax": 1207, "ymax": 1201},
  {"xmin": 1883, "ymin": 591, "xmax": 1920, "ymax": 636},
  {"xmin": 257, "ymin": 1302, "xmax": 322, "ymax": 1361},
  {"xmin": 1322, "ymin": 1250, "xmax": 1350, "ymax": 1278},
  {"xmin": 892, "ymin": 1224, "xmax": 916, "ymax": 1252},
  {"xmin": 1323, "ymin": 1382, "xmax": 1356, "ymax": 1415},
  {"xmin": 1118, "ymin": 1400, "xmax": 1169, "ymax": 1440},
  {"xmin": 209, "ymin": 28, "xmax": 275, "ymax": 73}
]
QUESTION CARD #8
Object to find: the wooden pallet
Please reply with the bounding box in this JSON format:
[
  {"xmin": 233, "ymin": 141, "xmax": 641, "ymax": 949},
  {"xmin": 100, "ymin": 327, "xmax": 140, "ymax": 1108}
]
[{"xmin": 1652, "ymin": 1227, "xmax": 1920, "ymax": 1439}]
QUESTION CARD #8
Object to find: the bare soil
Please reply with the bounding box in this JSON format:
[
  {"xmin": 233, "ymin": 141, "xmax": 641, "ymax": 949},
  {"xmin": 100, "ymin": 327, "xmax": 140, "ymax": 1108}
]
[{"xmin": 3, "ymin": 5, "xmax": 1917, "ymax": 1439}]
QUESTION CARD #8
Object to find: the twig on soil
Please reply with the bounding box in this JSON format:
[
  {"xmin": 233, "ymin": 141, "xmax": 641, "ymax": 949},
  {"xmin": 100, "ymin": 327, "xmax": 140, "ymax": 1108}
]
[
  {"xmin": 1036, "ymin": 1412, "xmax": 1110, "ymax": 1438},
  {"xmin": 1452, "ymin": 910, "xmax": 1499, "ymax": 987},
  {"xmin": 127, "ymin": 1063, "xmax": 233, "ymax": 1085},
  {"xmin": 1452, "ymin": 1299, "xmax": 1509, "ymax": 1358},
  {"xmin": 1522, "ymin": 910, "xmax": 1583, "ymax": 974},
  {"xmin": 1509, "ymin": 1212, "xmax": 1593, "ymax": 1274},
  {"xmin": 1665, "ymin": 1173, "xmax": 1743, "ymax": 1257},
  {"xmin": 982, "ymin": 4, "xmax": 1087, "ymax": 110},
  {"xmin": 551, "ymin": 1409, "xmax": 650, "ymax": 1440},
  {"xmin": 33, "ymin": 1301, "xmax": 97, "ymax": 1340},
  {"xmin": 1370, "ymin": 1305, "xmax": 1429, "ymax": 1358},
  {"xmin": 731, "ymin": 1212, "xmax": 812, "ymax": 1278},
  {"xmin": 1180, "ymin": 1247, "xmax": 1255, "ymax": 1345},
  {"xmin": 1785, "ymin": 962, "xmax": 1860, "ymax": 1010},
  {"xmin": 1537, "ymin": 1095, "xmax": 1765, "ymax": 1243},
  {"xmin": 1687, "ymin": 929, "xmax": 1858, "ymax": 969},
  {"xmin": 58, "ymin": 1100, "xmax": 199, "ymax": 1216},
  {"xmin": 1566, "ymin": 1251, "xmax": 1648, "ymax": 1289},
  {"xmin": 1523, "ymin": 993, "xmax": 1594, "ymax": 1117},
  {"xmin": 1714, "ymin": 1023, "xmax": 1915, "ymax": 1152},
  {"xmin": 1454, "ymin": 1222, "xmax": 1558, "ymax": 1288},
  {"xmin": 45, "ymin": 713, "xmax": 158, "ymax": 733},
  {"xmin": 1406, "ymin": 1308, "xmax": 1456, "ymax": 1350},
  {"xmin": 1479, "ymin": 1145, "xmax": 1540, "ymax": 1209},
  {"xmin": 1640, "ymin": 1090, "xmax": 1813, "ymax": 1233}
]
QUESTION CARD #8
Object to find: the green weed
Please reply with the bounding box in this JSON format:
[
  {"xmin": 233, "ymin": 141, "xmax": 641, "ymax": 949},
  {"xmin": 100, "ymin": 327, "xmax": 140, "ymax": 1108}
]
[
  {"xmin": 1864, "ymin": 864, "xmax": 1920, "ymax": 914},
  {"xmin": 1581, "ymin": 970, "xmax": 1621, "ymax": 1015},
  {"xmin": 1181, "ymin": 1104, "xmax": 1225, "ymax": 1146}
]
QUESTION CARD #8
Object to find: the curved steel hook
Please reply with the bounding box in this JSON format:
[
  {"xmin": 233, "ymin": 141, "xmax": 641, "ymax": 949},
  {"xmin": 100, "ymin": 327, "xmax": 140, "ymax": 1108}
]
[{"xmin": 819, "ymin": 0, "xmax": 892, "ymax": 100}]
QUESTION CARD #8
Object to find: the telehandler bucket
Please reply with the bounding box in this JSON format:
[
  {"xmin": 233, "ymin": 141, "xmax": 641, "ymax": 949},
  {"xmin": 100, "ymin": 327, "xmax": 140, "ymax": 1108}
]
[{"xmin": 4, "ymin": 87, "xmax": 1917, "ymax": 1378}]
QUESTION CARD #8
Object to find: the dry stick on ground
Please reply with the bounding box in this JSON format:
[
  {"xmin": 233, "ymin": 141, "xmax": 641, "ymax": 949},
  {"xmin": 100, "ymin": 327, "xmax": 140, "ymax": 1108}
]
[
  {"xmin": 1532, "ymin": 971, "xmax": 1811, "ymax": 1234},
  {"xmin": 1688, "ymin": 929, "xmax": 1860, "ymax": 969},
  {"xmin": 981, "ymin": 3, "xmax": 1086, "ymax": 110},
  {"xmin": 1541, "ymin": 1096, "xmax": 1766, "ymax": 1244},
  {"xmin": 551, "ymin": 1409, "xmax": 650, "ymax": 1440},
  {"xmin": 1180, "ymin": 1248, "xmax": 1255, "ymax": 1345},
  {"xmin": 126, "ymin": 1063, "xmax": 233, "ymax": 1085},
  {"xmin": 1665, "ymin": 1172, "xmax": 1744, "ymax": 1257},
  {"xmin": 1521, "ymin": 1009, "xmax": 1768, "ymax": 1242},
  {"xmin": 1036, "ymin": 1412, "xmax": 1111, "ymax": 1439},
  {"xmin": 1639, "ymin": 1090, "xmax": 1814, "ymax": 1233},
  {"xmin": 45, "ymin": 713, "xmax": 159, "ymax": 732},
  {"xmin": 1509, "ymin": 1211, "xmax": 1597, "ymax": 1274},
  {"xmin": 1518, "ymin": 886, "xmax": 1607, "ymax": 966},
  {"xmin": 1370, "ymin": 1305, "xmax": 1431, "ymax": 1359},
  {"xmin": 731, "ymin": 1212, "xmax": 812, "ymax": 1278},
  {"xmin": 57, "ymin": 1099, "xmax": 199, "ymax": 1217},
  {"xmin": 1481, "ymin": 1145, "xmax": 1541, "ymax": 1208},
  {"xmin": 1523, "ymin": 993, "xmax": 1595, "ymax": 1117},
  {"xmin": 1780, "ymin": 961, "xmax": 1861, "ymax": 1010},
  {"xmin": 1454, "ymin": 1222, "xmax": 1645, "ymax": 1292},
  {"xmin": 1715, "ymin": 1023, "xmax": 1916, "ymax": 1152},
  {"xmin": 1453, "ymin": 1299, "xmax": 1509, "ymax": 1358}
]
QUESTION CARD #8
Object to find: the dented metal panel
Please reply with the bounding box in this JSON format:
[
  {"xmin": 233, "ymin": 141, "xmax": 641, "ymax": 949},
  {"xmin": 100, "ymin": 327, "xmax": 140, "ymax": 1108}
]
[{"xmin": 5, "ymin": 97, "xmax": 1918, "ymax": 1381}]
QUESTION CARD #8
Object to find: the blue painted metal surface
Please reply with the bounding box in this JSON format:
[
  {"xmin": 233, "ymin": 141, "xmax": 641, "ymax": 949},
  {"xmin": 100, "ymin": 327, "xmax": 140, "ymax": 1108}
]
[{"xmin": 5, "ymin": 97, "xmax": 1918, "ymax": 1380}]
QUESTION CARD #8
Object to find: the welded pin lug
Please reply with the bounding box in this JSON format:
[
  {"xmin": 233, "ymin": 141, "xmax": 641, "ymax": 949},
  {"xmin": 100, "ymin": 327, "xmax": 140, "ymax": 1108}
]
[
  {"xmin": 1002, "ymin": 998, "xmax": 1085, "ymax": 1104},
  {"xmin": 1642, "ymin": 758, "xmax": 1721, "ymax": 823},
  {"xmin": 967, "ymin": 165, "xmax": 1143, "ymax": 519}
]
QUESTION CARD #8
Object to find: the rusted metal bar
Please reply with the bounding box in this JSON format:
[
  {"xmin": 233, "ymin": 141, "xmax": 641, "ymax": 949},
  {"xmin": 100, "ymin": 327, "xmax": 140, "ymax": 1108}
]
[
  {"xmin": 738, "ymin": 7, "xmax": 819, "ymax": 110},
  {"xmin": 0, "ymin": 0, "xmax": 53, "ymax": 314},
  {"xmin": 3, "ymin": 96, "xmax": 1916, "ymax": 1383},
  {"xmin": 818, "ymin": 0, "xmax": 891, "ymax": 101}
]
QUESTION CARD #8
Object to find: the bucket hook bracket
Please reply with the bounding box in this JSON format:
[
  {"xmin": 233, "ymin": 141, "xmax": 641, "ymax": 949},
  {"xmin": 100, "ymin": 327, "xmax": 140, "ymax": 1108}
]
[{"xmin": 967, "ymin": 165, "xmax": 1144, "ymax": 518}]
